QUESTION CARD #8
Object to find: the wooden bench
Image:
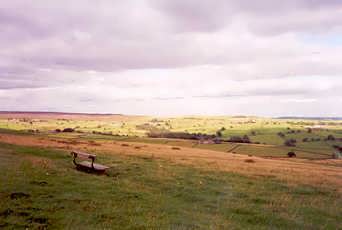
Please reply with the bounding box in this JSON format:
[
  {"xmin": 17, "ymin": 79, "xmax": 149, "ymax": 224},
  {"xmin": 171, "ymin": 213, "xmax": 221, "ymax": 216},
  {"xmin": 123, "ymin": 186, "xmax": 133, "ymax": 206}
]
[{"xmin": 71, "ymin": 150, "xmax": 109, "ymax": 173}]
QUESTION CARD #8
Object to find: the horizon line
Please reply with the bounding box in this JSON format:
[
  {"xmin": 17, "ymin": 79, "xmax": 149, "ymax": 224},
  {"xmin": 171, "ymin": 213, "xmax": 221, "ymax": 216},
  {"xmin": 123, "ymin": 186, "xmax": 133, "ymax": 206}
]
[{"xmin": 0, "ymin": 110, "xmax": 341, "ymax": 119}]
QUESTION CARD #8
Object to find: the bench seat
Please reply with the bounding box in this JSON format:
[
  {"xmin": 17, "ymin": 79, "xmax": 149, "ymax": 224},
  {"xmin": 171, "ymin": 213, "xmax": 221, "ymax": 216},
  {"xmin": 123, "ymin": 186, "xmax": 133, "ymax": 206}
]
[
  {"xmin": 71, "ymin": 150, "xmax": 110, "ymax": 173},
  {"xmin": 78, "ymin": 161, "xmax": 110, "ymax": 171}
]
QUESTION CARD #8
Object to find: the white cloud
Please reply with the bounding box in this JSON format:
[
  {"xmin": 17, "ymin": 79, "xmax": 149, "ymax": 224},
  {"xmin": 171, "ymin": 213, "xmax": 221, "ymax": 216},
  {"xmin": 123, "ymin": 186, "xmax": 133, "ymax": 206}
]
[{"xmin": 0, "ymin": 0, "xmax": 341, "ymax": 115}]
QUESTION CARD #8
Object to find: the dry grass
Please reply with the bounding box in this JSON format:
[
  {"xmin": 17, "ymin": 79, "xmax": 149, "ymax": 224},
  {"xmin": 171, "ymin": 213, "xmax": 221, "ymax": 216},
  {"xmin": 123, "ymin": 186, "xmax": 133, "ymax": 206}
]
[
  {"xmin": 1, "ymin": 143, "xmax": 340, "ymax": 229},
  {"xmin": 0, "ymin": 133, "xmax": 341, "ymax": 191}
]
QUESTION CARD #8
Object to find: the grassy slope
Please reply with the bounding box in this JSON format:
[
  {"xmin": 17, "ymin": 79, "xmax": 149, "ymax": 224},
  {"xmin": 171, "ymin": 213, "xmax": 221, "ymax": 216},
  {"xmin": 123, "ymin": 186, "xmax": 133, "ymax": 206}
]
[{"xmin": 0, "ymin": 142, "xmax": 341, "ymax": 229}]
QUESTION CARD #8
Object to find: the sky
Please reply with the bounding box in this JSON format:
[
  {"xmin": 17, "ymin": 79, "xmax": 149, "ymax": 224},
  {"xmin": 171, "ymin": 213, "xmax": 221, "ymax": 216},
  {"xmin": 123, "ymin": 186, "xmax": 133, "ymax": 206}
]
[{"xmin": 0, "ymin": 0, "xmax": 342, "ymax": 116}]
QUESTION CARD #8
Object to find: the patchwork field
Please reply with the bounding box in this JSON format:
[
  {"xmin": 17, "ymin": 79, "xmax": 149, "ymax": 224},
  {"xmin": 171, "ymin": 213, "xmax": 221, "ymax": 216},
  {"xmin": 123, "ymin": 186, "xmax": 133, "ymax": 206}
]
[
  {"xmin": 1, "ymin": 112, "xmax": 341, "ymax": 159},
  {"xmin": 0, "ymin": 112, "xmax": 341, "ymax": 229}
]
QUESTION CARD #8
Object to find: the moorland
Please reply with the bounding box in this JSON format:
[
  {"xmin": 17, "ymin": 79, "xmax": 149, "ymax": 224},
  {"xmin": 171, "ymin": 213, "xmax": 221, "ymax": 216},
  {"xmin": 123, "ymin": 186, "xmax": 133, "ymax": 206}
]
[{"xmin": 0, "ymin": 112, "xmax": 341, "ymax": 229}]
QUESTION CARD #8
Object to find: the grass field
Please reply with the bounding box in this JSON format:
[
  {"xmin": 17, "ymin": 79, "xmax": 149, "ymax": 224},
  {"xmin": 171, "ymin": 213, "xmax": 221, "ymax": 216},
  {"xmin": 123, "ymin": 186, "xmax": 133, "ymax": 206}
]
[
  {"xmin": 0, "ymin": 113, "xmax": 341, "ymax": 229},
  {"xmin": 1, "ymin": 142, "xmax": 341, "ymax": 229}
]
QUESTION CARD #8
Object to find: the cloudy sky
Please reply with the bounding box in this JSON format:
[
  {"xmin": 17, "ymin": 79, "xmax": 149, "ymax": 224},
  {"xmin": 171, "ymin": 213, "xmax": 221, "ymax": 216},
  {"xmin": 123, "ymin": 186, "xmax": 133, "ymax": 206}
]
[{"xmin": 1, "ymin": 0, "xmax": 342, "ymax": 116}]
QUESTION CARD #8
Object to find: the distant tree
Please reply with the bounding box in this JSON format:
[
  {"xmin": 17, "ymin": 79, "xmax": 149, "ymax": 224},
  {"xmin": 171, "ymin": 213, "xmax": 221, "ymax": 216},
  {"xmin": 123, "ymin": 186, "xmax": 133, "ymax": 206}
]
[
  {"xmin": 307, "ymin": 128, "xmax": 312, "ymax": 133},
  {"xmin": 229, "ymin": 136, "xmax": 243, "ymax": 143},
  {"xmin": 242, "ymin": 135, "xmax": 251, "ymax": 143},
  {"xmin": 302, "ymin": 137, "xmax": 309, "ymax": 142},
  {"xmin": 251, "ymin": 131, "xmax": 256, "ymax": 136},
  {"xmin": 216, "ymin": 130, "xmax": 222, "ymax": 137},
  {"xmin": 228, "ymin": 135, "xmax": 251, "ymax": 143}
]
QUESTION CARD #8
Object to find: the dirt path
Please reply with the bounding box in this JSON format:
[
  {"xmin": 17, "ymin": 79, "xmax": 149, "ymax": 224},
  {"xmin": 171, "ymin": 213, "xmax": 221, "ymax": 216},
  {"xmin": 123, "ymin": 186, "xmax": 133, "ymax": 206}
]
[{"xmin": 0, "ymin": 133, "xmax": 341, "ymax": 190}]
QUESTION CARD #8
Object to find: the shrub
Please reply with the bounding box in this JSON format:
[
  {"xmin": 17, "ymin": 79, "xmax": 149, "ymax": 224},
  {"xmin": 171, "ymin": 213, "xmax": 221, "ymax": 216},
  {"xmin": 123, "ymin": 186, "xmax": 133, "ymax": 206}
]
[
  {"xmin": 284, "ymin": 139, "xmax": 296, "ymax": 147},
  {"xmin": 244, "ymin": 159, "xmax": 255, "ymax": 163},
  {"xmin": 326, "ymin": 135, "xmax": 335, "ymax": 141},
  {"xmin": 228, "ymin": 136, "xmax": 251, "ymax": 143},
  {"xmin": 287, "ymin": 152, "xmax": 296, "ymax": 157},
  {"xmin": 277, "ymin": 132, "xmax": 285, "ymax": 138},
  {"xmin": 136, "ymin": 123, "xmax": 155, "ymax": 131},
  {"xmin": 171, "ymin": 147, "xmax": 181, "ymax": 150},
  {"xmin": 242, "ymin": 135, "xmax": 250, "ymax": 143},
  {"xmin": 62, "ymin": 128, "xmax": 74, "ymax": 132}
]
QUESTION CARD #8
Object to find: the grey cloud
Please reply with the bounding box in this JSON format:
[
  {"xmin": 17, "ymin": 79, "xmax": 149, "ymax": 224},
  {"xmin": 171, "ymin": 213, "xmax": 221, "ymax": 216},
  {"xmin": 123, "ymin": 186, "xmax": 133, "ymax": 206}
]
[
  {"xmin": 0, "ymin": 79, "xmax": 44, "ymax": 89},
  {"xmin": 0, "ymin": 0, "xmax": 340, "ymax": 76},
  {"xmin": 153, "ymin": 0, "xmax": 342, "ymax": 34},
  {"xmin": 0, "ymin": 65, "xmax": 36, "ymax": 76},
  {"xmin": 0, "ymin": 0, "xmax": 341, "ymax": 116},
  {"xmin": 152, "ymin": 0, "xmax": 233, "ymax": 32},
  {"xmin": 152, "ymin": 97, "xmax": 185, "ymax": 100},
  {"xmin": 79, "ymin": 97, "xmax": 93, "ymax": 103},
  {"xmin": 194, "ymin": 89, "xmax": 310, "ymax": 99}
]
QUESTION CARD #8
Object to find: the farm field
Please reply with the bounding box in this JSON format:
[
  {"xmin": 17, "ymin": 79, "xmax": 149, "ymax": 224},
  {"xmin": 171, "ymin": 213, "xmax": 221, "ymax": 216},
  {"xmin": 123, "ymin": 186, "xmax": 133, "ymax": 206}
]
[
  {"xmin": 0, "ymin": 112, "xmax": 341, "ymax": 159},
  {"xmin": 0, "ymin": 112, "xmax": 341, "ymax": 229}
]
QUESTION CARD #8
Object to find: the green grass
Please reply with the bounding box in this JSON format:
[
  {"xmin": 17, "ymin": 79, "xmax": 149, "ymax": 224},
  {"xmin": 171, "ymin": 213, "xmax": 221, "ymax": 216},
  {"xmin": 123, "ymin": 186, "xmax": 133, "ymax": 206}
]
[{"xmin": 0, "ymin": 142, "xmax": 341, "ymax": 229}]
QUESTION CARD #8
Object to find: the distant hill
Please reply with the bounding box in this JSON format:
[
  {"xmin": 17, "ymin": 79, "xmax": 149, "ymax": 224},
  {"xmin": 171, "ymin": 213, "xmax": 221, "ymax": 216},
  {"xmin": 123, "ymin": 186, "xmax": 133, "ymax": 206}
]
[
  {"xmin": 0, "ymin": 111, "xmax": 145, "ymax": 121},
  {"xmin": 0, "ymin": 111, "xmax": 121, "ymax": 116},
  {"xmin": 276, "ymin": 116, "xmax": 342, "ymax": 120}
]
